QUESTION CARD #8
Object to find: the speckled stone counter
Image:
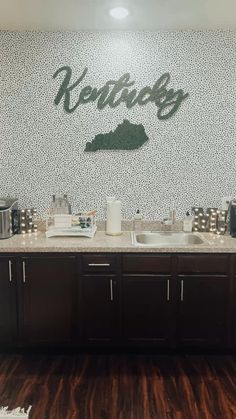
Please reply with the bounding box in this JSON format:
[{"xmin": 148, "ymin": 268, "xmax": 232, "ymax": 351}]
[{"xmin": 0, "ymin": 231, "xmax": 236, "ymax": 253}]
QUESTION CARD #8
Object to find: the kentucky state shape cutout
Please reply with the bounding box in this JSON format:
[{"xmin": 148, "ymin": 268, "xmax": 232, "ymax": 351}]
[{"xmin": 85, "ymin": 119, "xmax": 149, "ymax": 152}]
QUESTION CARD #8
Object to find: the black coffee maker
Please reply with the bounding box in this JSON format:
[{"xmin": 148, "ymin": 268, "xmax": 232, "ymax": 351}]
[{"xmin": 230, "ymin": 200, "xmax": 236, "ymax": 238}]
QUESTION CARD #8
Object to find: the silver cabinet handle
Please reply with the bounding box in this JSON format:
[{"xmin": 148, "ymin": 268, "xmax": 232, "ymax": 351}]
[
  {"xmin": 180, "ymin": 279, "xmax": 184, "ymax": 301},
  {"xmin": 88, "ymin": 263, "xmax": 110, "ymax": 267},
  {"xmin": 8, "ymin": 260, "xmax": 12, "ymax": 282},
  {"xmin": 22, "ymin": 261, "xmax": 26, "ymax": 283},
  {"xmin": 167, "ymin": 279, "xmax": 170, "ymax": 301},
  {"xmin": 110, "ymin": 279, "xmax": 113, "ymax": 301}
]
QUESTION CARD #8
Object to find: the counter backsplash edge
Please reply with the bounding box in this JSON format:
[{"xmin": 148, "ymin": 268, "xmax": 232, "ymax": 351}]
[{"xmin": 35, "ymin": 219, "xmax": 183, "ymax": 233}]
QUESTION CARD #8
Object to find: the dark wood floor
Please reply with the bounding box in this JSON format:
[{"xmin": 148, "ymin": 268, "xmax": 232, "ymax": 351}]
[{"xmin": 0, "ymin": 353, "xmax": 236, "ymax": 419}]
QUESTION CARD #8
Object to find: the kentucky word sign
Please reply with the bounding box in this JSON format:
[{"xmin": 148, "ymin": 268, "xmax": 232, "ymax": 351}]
[{"xmin": 53, "ymin": 66, "xmax": 189, "ymax": 120}]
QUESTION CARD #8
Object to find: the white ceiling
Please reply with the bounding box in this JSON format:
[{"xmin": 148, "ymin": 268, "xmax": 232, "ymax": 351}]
[{"xmin": 0, "ymin": 0, "xmax": 236, "ymax": 31}]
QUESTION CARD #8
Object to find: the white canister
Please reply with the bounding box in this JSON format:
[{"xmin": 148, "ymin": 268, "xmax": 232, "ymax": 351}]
[{"xmin": 106, "ymin": 199, "xmax": 122, "ymax": 236}]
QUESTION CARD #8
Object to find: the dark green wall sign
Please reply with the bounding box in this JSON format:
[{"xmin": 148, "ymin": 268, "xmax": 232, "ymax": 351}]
[
  {"xmin": 53, "ymin": 66, "xmax": 189, "ymax": 120},
  {"xmin": 85, "ymin": 119, "xmax": 148, "ymax": 152}
]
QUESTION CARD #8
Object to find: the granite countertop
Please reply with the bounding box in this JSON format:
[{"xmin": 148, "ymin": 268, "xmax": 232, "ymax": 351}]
[{"xmin": 0, "ymin": 231, "xmax": 236, "ymax": 253}]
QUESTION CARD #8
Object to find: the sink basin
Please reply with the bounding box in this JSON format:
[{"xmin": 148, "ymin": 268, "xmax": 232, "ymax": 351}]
[{"xmin": 132, "ymin": 231, "xmax": 204, "ymax": 247}]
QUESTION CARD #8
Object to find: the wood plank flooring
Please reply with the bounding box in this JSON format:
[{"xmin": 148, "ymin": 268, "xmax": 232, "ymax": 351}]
[{"xmin": 0, "ymin": 354, "xmax": 236, "ymax": 419}]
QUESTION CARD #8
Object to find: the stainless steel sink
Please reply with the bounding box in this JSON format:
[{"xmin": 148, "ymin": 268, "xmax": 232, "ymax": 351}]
[{"xmin": 132, "ymin": 231, "xmax": 204, "ymax": 247}]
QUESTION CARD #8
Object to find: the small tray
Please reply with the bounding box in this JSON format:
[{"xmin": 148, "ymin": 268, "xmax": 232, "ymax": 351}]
[{"xmin": 46, "ymin": 225, "xmax": 97, "ymax": 238}]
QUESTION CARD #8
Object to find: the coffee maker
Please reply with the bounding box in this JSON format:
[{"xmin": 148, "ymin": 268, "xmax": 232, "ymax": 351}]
[{"xmin": 0, "ymin": 198, "xmax": 18, "ymax": 239}]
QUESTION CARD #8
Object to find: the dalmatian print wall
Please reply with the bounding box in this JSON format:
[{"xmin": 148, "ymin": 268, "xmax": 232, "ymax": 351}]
[{"xmin": 0, "ymin": 30, "xmax": 235, "ymax": 219}]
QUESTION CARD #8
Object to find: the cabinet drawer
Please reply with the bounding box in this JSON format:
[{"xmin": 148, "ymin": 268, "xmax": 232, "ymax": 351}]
[
  {"xmin": 123, "ymin": 255, "xmax": 171, "ymax": 274},
  {"xmin": 177, "ymin": 255, "xmax": 229, "ymax": 274},
  {"xmin": 82, "ymin": 255, "xmax": 117, "ymax": 274}
]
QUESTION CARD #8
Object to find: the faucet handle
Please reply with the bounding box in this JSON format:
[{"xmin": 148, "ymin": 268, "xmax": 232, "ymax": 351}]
[{"xmin": 163, "ymin": 218, "xmax": 172, "ymax": 226}]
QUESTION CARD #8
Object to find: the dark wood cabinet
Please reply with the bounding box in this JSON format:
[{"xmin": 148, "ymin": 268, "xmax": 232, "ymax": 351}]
[
  {"xmin": 81, "ymin": 275, "xmax": 119, "ymax": 344},
  {"xmin": 20, "ymin": 256, "xmax": 77, "ymax": 346},
  {"xmin": 80, "ymin": 254, "xmax": 120, "ymax": 344},
  {"xmin": 0, "ymin": 257, "xmax": 17, "ymax": 344},
  {"xmin": 176, "ymin": 255, "xmax": 230, "ymax": 348},
  {"xmin": 0, "ymin": 251, "xmax": 234, "ymax": 350},
  {"xmin": 231, "ymin": 257, "xmax": 236, "ymax": 346},
  {"xmin": 122, "ymin": 255, "xmax": 174, "ymax": 346},
  {"xmin": 232, "ymin": 277, "xmax": 236, "ymax": 346},
  {"xmin": 177, "ymin": 255, "xmax": 229, "ymax": 275},
  {"xmin": 123, "ymin": 255, "xmax": 172, "ymax": 274},
  {"xmin": 123, "ymin": 254, "xmax": 231, "ymax": 349},
  {"xmin": 176, "ymin": 275, "xmax": 230, "ymax": 347},
  {"xmin": 82, "ymin": 254, "xmax": 117, "ymax": 274},
  {"xmin": 123, "ymin": 275, "xmax": 174, "ymax": 346}
]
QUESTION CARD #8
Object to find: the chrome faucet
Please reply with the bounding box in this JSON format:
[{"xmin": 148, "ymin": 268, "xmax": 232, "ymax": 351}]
[
  {"xmin": 161, "ymin": 209, "xmax": 176, "ymax": 230},
  {"xmin": 163, "ymin": 209, "xmax": 176, "ymax": 224}
]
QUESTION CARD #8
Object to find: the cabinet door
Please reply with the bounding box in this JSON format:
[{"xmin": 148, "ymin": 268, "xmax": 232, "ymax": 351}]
[
  {"xmin": 177, "ymin": 275, "xmax": 229, "ymax": 347},
  {"xmin": 21, "ymin": 256, "xmax": 77, "ymax": 345},
  {"xmin": 0, "ymin": 258, "xmax": 17, "ymax": 344},
  {"xmin": 123, "ymin": 275, "xmax": 174, "ymax": 346},
  {"xmin": 81, "ymin": 275, "xmax": 119, "ymax": 344},
  {"xmin": 231, "ymin": 275, "xmax": 236, "ymax": 347}
]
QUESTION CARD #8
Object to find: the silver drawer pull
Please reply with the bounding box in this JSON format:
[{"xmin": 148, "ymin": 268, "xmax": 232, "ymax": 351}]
[
  {"xmin": 167, "ymin": 279, "xmax": 170, "ymax": 301},
  {"xmin": 181, "ymin": 279, "xmax": 184, "ymax": 301},
  {"xmin": 110, "ymin": 279, "xmax": 113, "ymax": 301},
  {"xmin": 22, "ymin": 261, "xmax": 26, "ymax": 283},
  {"xmin": 8, "ymin": 260, "xmax": 12, "ymax": 282},
  {"xmin": 88, "ymin": 263, "xmax": 110, "ymax": 267}
]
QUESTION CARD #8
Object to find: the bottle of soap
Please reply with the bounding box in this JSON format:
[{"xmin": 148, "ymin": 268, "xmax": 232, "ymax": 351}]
[
  {"xmin": 183, "ymin": 211, "xmax": 193, "ymax": 232},
  {"xmin": 133, "ymin": 209, "xmax": 143, "ymax": 231}
]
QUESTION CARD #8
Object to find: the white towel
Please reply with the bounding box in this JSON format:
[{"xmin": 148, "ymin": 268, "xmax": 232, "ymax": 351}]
[{"xmin": 0, "ymin": 406, "xmax": 31, "ymax": 418}]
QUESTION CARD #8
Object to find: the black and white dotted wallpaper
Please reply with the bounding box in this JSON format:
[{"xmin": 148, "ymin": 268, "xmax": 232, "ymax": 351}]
[{"xmin": 0, "ymin": 31, "xmax": 236, "ymax": 219}]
